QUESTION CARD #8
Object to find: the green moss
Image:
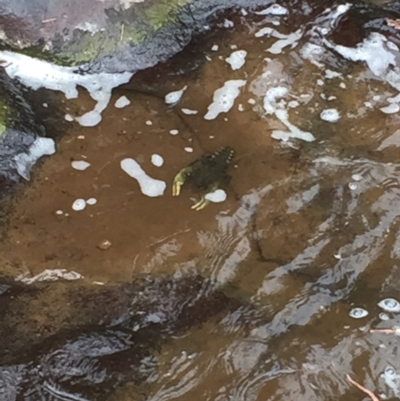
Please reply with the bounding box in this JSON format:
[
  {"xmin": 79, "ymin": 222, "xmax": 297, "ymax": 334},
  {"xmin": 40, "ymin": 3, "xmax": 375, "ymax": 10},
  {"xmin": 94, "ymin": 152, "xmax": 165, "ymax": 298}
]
[
  {"xmin": 1, "ymin": 0, "xmax": 191, "ymax": 68},
  {"xmin": 146, "ymin": 0, "xmax": 189, "ymax": 30},
  {"xmin": 19, "ymin": 44, "xmax": 74, "ymax": 66},
  {"xmin": 0, "ymin": 100, "xmax": 8, "ymax": 137}
]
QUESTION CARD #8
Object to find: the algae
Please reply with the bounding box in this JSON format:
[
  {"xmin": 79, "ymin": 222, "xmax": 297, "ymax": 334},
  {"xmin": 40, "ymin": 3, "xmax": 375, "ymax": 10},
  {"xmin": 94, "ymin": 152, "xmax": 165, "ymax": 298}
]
[
  {"xmin": 146, "ymin": 0, "xmax": 190, "ymax": 30},
  {"xmin": 0, "ymin": 99, "xmax": 7, "ymax": 137}
]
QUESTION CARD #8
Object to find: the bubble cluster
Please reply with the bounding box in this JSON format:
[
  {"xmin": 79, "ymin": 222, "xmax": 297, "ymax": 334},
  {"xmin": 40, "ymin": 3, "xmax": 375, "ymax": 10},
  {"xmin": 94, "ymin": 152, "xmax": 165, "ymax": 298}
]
[
  {"xmin": 378, "ymin": 298, "xmax": 400, "ymax": 312},
  {"xmin": 349, "ymin": 307, "xmax": 369, "ymax": 319}
]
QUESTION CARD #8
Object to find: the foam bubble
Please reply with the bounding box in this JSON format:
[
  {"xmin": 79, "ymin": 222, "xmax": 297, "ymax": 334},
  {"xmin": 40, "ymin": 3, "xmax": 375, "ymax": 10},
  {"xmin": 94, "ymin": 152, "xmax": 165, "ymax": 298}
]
[
  {"xmin": 184, "ymin": 147, "xmax": 193, "ymax": 153},
  {"xmin": 225, "ymin": 50, "xmax": 247, "ymax": 70},
  {"xmin": 320, "ymin": 108, "xmax": 340, "ymax": 122},
  {"xmin": 71, "ymin": 160, "xmax": 91, "ymax": 171},
  {"xmin": 264, "ymin": 88, "xmax": 315, "ymax": 142},
  {"xmin": 211, "ymin": 44, "xmax": 219, "ymax": 51},
  {"xmin": 325, "ymin": 69, "xmax": 342, "ymax": 79},
  {"xmin": 381, "ymin": 103, "xmax": 400, "ymax": 114},
  {"xmin": 0, "ymin": 50, "xmax": 133, "ymax": 127},
  {"xmin": 86, "ymin": 198, "xmax": 97, "ymax": 205},
  {"xmin": 14, "ymin": 137, "xmax": 56, "ymax": 180},
  {"xmin": 223, "ymin": 19, "xmax": 234, "ymax": 28},
  {"xmin": 204, "ymin": 80, "xmax": 246, "ymax": 120},
  {"xmin": 165, "ymin": 86, "xmax": 187, "ymax": 105},
  {"xmin": 267, "ymin": 29, "xmax": 302, "ymax": 55},
  {"xmin": 349, "ymin": 307, "xmax": 369, "ymax": 319},
  {"xmin": 205, "ymin": 189, "xmax": 227, "ymax": 203},
  {"xmin": 72, "ymin": 199, "xmax": 86, "ymax": 211},
  {"xmin": 255, "ymin": 4, "xmax": 288, "ymax": 15},
  {"xmin": 378, "ymin": 298, "xmax": 400, "ymax": 312},
  {"xmin": 151, "ymin": 154, "xmax": 164, "ymax": 167},
  {"xmin": 169, "ymin": 129, "xmax": 179, "ymax": 135},
  {"xmin": 120, "ymin": 158, "xmax": 166, "ymax": 197},
  {"xmin": 379, "ymin": 312, "xmax": 390, "ymax": 321},
  {"xmin": 115, "ymin": 95, "xmax": 131, "ymax": 108},
  {"xmin": 16, "ymin": 269, "xmax": 83, "ymax": 284},
  {"xmin": 181, "ymin": 108, "xmax": 198, "ymax": 115}
]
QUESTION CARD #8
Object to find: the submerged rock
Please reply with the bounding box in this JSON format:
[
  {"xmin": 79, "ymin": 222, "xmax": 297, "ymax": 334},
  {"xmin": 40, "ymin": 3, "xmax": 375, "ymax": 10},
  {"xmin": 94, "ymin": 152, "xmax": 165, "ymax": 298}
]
[
  {"xmin": 0, "ymin": 274, "xmax": 242, "ymax": 400},
  {"xmin": 0, "ymin": 0, "xmax": 273, "ymax": 74},
  {"xmin": 0, "ymin": 70, "xmax": 55, "ymax": 197}
]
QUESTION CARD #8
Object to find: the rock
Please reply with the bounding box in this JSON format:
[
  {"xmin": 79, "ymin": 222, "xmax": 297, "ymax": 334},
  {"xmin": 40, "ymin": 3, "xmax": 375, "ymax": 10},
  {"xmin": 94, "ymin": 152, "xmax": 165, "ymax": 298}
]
[{"xmin": 0, "ymin": 0, "xmax": 271, "ymax": 74}]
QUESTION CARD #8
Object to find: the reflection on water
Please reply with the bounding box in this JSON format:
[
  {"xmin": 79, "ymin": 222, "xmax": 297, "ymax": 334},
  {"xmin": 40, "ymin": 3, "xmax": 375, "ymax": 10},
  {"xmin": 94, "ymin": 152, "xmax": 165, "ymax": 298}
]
[{"xmin": 3, "ymin": 0, "xmax": 400, "ymax": 400}]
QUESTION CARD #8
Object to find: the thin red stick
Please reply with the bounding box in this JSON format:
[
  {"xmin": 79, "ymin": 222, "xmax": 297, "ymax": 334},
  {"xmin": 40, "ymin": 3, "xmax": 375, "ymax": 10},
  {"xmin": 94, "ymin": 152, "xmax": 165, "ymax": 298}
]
[{"xmin": 347, "ymin": 374, "xmax": 380, "ymax": 401}]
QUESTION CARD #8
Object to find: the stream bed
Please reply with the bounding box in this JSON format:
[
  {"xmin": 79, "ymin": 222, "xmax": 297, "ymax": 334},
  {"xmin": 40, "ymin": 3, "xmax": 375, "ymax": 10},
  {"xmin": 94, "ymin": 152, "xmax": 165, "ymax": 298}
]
[{"xmin": 2, "ymin": 0, "xmax": 400, "ymax": 400}]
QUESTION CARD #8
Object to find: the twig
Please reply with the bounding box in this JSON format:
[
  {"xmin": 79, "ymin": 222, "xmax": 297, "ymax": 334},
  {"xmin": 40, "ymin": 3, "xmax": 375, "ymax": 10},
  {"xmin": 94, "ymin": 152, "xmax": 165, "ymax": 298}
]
[
  {"xmin": 370, "ymin": 327, "xmax": 400, "ymax": 335},
  {"xmin": 370, "ymin": 328, "xmax": 397, "ymax": 334},
  {"xmin": 346, "ymin": 374, "xmax": 380, "ymax": 401},
  {"xmin": 120, "ymin": 23, "xmax": 125, "ymax": 41},
  {"xmin": 42, "ymin": 18, "xmax": 57, "ymax": 23}
]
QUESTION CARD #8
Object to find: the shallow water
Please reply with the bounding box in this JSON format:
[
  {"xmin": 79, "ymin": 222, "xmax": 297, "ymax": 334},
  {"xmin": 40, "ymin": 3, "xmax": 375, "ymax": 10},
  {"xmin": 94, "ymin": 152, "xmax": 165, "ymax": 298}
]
[{"xmin": 3, "ymin": 1, "xmax": 400, "ymax": 400}]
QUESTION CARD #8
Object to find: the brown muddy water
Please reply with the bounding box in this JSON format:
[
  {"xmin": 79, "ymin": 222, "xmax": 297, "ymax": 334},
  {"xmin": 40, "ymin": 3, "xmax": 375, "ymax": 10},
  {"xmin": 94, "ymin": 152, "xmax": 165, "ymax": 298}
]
[{"xmin": 3, "ymin": 1, "xmax": 400, "ymax": 401}]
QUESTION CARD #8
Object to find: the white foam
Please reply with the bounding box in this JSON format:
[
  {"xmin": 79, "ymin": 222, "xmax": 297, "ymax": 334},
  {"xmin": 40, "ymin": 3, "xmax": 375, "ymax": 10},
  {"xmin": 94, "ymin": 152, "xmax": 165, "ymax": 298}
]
[
  {"xmin": 300, "ymin": 43, "xmax": 326, "ymax": 68},
  {"xmin": 151, "ymin": 154, "xmax": 164, "ymax": 167},
  {"xmin": 120, "ymin": 158, "xmax": 166, "ymax": 197},
  {"xmin": 16, "ymin": 269, "xmax": 83, "ymax": 284},
  {"xmin": 378, "ymin": 298, "xmax": 400, "ymax": 312},
  {"xmin": 225, "ymin": 50, "xmax": 247, "ymax": 70},
  {"xmin": 205, "ymin": 189, "xmax": 227, "ymax": 203},
  {"xmin": 14, "ymin": 137, "xmax": 56, "ymax": 180},
  {"xmin": 204, "ymin": 79, "xmax": 246, "ymax": 120},
  {"xmin": 71, "ymin": 160, "xmax": 91, "ymax": 171},
  {"xmin": 255, "ymin": 27, "xmax": 285, "ymax": 39},
  {"xmin": 223, "ymin": 19, "xmax": 234, "ymax": 28},
  {"xmin": 255, "ymin": 4, "xmax": 288, "ymax": 15},
  {"xmin": 263, "ymin": 86, "xmax": 288, "ymax": 114},
  {"xmin": 72, "ymin": 198, "xmax": 86, "ymax": 211},
  {"xmin": 381, "ymin": 103, "xmax": 400, "ymax": 114},
  {"xmin": 263, "ymin": 87, "xmax": 315, "ymax": 142},
  {"xmin": 323, "ymin": 32, "xmax": 395, "ymax": 77},
  {"xmin": 181, "ymin": 108, "xmax": 198, "ymax": 115},
  {"xmin": 320, "ymin": 108, "xmax": 340, "ymax": 122},
  {"xmin": 169, "ymin": 129, "xmax": 179, "ymax": 135},
  {"xmin": 115, "ymin": 95, "xmax": 131, "ymax": 108},
  {"xmin": 86, "ymin": 198, "xmax": 97, "ymax": 205},
  {"xmin": 271, "ymin": 109, "xmax": 315, "ymax": 142},
  {"xmin": 146, "ymin": 120, "xmax": 153, "ymax": 125},
  {"xmin": 211, "ymin": 44, "xmax": 219, "ymax": 51},
  {"xmin": 325, "ymin": 69, "xmax": 342, "ymax": 79},
  {"xmin": 267, "ymin": 29, "xmax": 302, "ymax": 55},
  {"xmin": 184, "ymin": 147, "xmax": 193, "ymax": 153},
  {"xmin": 349, "ymin": 307, "xmax": 368, "ymax": 319},
  {"xmin": 165, "ymin": 86, "xmax": 187, "ymax": 105},
  {"xmin": 0, "ymin": 50, "xmax": 132, "ymax": 127}
]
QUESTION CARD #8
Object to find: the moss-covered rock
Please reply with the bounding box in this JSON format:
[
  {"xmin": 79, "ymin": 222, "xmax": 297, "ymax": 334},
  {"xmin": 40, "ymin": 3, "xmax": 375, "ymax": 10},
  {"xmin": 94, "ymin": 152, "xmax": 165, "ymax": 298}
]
[{"xmin": 0, "ymin": 0, "xmax": 270, "ymax": 73}]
